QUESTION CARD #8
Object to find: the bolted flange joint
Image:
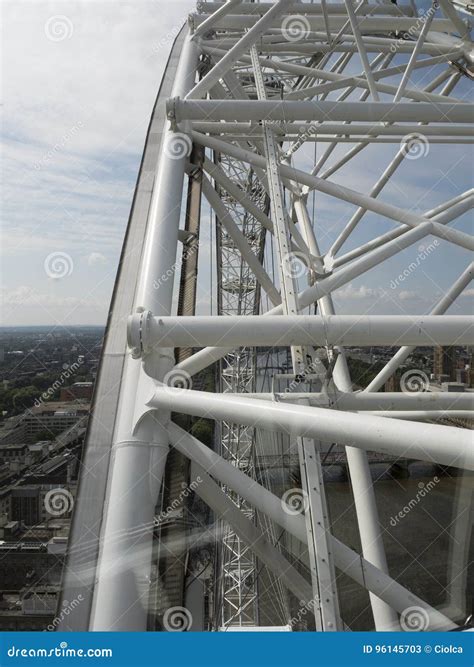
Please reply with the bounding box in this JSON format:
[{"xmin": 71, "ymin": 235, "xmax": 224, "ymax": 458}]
[
  {"xmin": 166, "ymin": 97, "xmax": 179, "ymax": 130},
  {"xmin": 127, "ymin": 308, "xmax": 154, "ymax": 359}
]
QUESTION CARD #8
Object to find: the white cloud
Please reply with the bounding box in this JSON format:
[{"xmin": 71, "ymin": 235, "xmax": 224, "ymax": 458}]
[
  {"xmin": 333, "ymin": 283, "xmax": 384, "ymax": 300},
  {"xmin": 1, "ymin": 0, "xmax": 472, "ymax": 327},
  {"xmin": 1, "ymin": 286, "xmax": 109, "ymax": 326},
  {"xmin": 87, "ymin": 252, "xmax": 108, "ymax": 266},
  {"xmin": 398, "ymin": 290, "xmax": 419, "ymax": 301},
  {"xmin": 1, "ymin": 285, "xmax": 106, "ymax": 309}
]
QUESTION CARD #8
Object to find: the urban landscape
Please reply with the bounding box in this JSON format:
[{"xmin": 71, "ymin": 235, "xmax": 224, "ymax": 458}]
[
  {"xmin": 0, "ymin": 326, "xmax": 472, "ymax": 631},
  {"xmin": 1, "ymin": 0, "xmax": 473, "ymax": 664}
]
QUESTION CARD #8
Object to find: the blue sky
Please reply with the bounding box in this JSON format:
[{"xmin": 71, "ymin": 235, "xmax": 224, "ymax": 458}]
[
  {"xmin": 1, "ymin": 0, "xmax": 195, "ymax": 326},
  {"xmin": 1, "ymin": 0, "xmax": 472, "ymax": 325}
]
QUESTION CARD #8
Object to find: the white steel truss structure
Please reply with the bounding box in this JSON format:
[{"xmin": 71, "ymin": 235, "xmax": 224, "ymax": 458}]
[
  {"xmin": 215, "ymin": 155, "xmax": 266, "ymax": 629},
  {"xmin": 64, "ymin": 0, "xmax": 474, "ymax": 633}
]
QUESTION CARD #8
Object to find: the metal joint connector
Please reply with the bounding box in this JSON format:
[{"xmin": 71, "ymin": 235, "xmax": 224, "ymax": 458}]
[
  {"xmin": 127, "ymin": 308, "xmax": 153, "ymax": 359},
  {"xmin": 166, "ymin": 97, "xmax": 179, "ymax": 129}
]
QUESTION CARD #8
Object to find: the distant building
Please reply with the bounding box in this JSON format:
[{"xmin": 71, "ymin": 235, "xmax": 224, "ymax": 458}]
[
  {"xmin": 10, "ymin": 487, "xmax": 41, "ymax": 525},
  {"xmin": 433, "ymin": 346, "xmax": 458, "ymax": 382},
  {"xmin": 0, "ymin": 443, "xmax": 30, "ymax": 463},
  {"xmin": 0, "ymin": 416, "xmax": 27, "ymax": 446},
  {"xmin": 28, "ymin": 441, "xmax": 51, "ymax": 461},
  {"xmin": 441, "ymin": 382, "xmax": 466, "ymax": 393},
  {"xmin": 23, "ymin": 402, "xmax": 90, "ymax": 440},
  {"xmin": 0, "ymin": 403, "xmax": 88, "ymax": 446},
  {"xmin": 0, "ymin": 523, "xmax": 68, "ymax": 630},
  {"xmin": 21, "ymin": 588, "xmax": 57, "ymax": 616},
  {"xmin": 60, "ymin": 382, "xmax": 93, "ymax": 402}
]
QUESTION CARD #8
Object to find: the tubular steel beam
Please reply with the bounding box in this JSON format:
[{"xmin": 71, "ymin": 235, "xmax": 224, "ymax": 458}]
[
  {"xmin": 192, "ymin": 0, "xmax": 243, "ymax": 39},
  {"xmin": 167, "ymin": 424, "xmax": 456, "ymax": 631},
  {"xmin": 223, "ymin": 392, "xmax": 474, "ymax": 412},
  {"xmin": 195, "ymin": 2, "xmax": 415, "ymax": 15},
  {"xmin": 291, "ymin": 194, "xmax": 398, "ymax": 631},
  {"xmin": 191, "ymin": 131, "xmax": 474, "ymax": 252},
  {"xmin": 151, "ymin": 388, "xmax": 474, "ymax": 471},
  {"xmin": 250, "ymin": 43, "xmax": 341, "ymax": 632},
  {"xmin": 73, "ymin": 0, "xmax": 473, "ymax": 635},
  {"xmin": 89, "ymin": 34, "xmax": 199, "ymax": 632},
  {"xmin": 129, "ymin": 315, "xmax": 473, "ymax": 350},
  {"xmin": 173, "ymin": 100, "xmax": 472, "ymax": 123},
  {"xmin": 190, "ymin": 463, "xmax": 315, "ymax": 605},
  {"xmin": 191, "ymin": 14, "xmax": 452, "ymax": 32},
  {"xmin": 186, "ymin": 0, "xmax": 292, "ymax": 99},
  {"xmin": 366, "ymin": 264, "xmax": 474, "ymax": 393}
]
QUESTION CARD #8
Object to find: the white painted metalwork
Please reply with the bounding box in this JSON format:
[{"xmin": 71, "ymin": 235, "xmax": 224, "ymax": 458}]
[{"xmin": 81, "ymin": 0, "xmax": 474, "ymax": 633}]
